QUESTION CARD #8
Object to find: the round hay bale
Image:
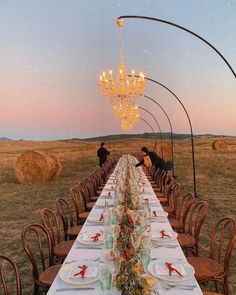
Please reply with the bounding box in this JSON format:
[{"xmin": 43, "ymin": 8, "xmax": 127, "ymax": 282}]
[
  {"xmin": 155, "ymin": 141, "xmax": 172, "ymax": 159},
  {"xmin": 15, "ymin": 151, "xmax": 61, "ymax": 184},
  {"xmin": 212, "ymin": 140, "xmax": 227, "ymax": 151}
]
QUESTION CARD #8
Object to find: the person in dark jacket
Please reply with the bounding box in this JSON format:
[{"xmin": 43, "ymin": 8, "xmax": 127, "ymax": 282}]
[
  {"xmin": 135, "ymin": 146, "xmax": 166, "ymax": 171},
  {"xmin": 97, "ymin": 142, "xmax": 110, "ymax": 167}
]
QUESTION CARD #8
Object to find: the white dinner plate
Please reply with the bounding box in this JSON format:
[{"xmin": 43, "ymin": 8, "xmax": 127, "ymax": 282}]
[
  {"xmin": 76, "ymin": 232, "xmax": 104, "ymax": 245},
  {"xmin": 59, "ymin": 260, "xmax": 99, "ymax": 285},
  {"xmin": 87, "ymin": 214, "xmax": 104, "ymax": 224},
  {"xmin": 148, "ymin": 259, "xmax": 195, "ymax": 283},
  {"xmin": 95, "ymin": 199, "xmax": 114, "ymax": 207},
  {"xmin": 151, "ymin": 230, "xmax": 178, "ymax": 243}
]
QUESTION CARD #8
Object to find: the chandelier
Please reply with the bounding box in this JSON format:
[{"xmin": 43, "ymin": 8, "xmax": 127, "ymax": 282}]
[
  {"xmin": 118, "ymin": 103, "xmax": 140, "ymax": 130},
  {"xmin": 98, "ymin": 19, "xmax": 145, "ymax": 106}
]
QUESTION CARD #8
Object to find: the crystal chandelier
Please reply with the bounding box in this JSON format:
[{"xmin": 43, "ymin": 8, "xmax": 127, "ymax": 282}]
[
  {"xmin": 98, "ymin": 19, "xmax": 145, "ymax": 106},
  {"xmin": 119, "ymin": 104, "xmax": 140, "ymax": 130}
]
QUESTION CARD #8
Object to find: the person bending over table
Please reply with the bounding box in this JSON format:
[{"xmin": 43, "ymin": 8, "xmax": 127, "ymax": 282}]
[{"xmin": 135, "ymin": 146, "xmax": 167, "ymax": 171}]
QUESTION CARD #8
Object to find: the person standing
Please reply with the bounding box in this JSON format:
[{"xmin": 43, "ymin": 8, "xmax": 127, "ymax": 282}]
[
  {"xmin": 135, "ymin": 146, "xmax": 166, "ymax": 171},
  {"xmin": 97, "ymin": 142, "xmax": 110, "ymax": 167}
]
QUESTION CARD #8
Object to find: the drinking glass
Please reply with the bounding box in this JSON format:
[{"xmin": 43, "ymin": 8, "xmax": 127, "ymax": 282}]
[{"xmin": 99, "ymin": 263, "xmax": 112, "ymax": 294}]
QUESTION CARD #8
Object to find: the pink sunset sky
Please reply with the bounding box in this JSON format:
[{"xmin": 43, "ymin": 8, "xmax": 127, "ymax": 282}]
[{"xmin": 0, "ymin": 1, "xmax": 235, "ymax": 140}]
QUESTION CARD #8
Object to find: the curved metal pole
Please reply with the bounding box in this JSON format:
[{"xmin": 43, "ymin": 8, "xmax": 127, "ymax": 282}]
[
  {"xmin": 141, "ymin": 94, "xmax": 175, "ymax": 177},
  {"xmin": 144, "ymin": 76, "xmax": 197, "ymax": 197},
  {"xmin": 139, "ymin": 117, "xmax": 157, "ymax": 150},
  {"xmin": 138, "ymin": 106, "xmax": 163, "ymax": 159},
  {"xmin": 117, "ymin": 15, "xmax": 236, "ymax": 78}
]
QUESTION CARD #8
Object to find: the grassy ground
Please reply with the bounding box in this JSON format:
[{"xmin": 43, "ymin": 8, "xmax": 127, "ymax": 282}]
[{"xmin": 0, "ymin": 136, "xmax": 235, "ymax": 294}]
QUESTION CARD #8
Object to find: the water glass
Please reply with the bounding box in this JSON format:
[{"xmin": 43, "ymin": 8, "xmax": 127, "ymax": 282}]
[{"xmin": 99, "ymin": 263, "xmax": 112, "ymax": 294}]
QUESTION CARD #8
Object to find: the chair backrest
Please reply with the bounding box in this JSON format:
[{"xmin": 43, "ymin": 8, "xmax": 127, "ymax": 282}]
[
  {"xmin": 56, "ymin": 198, "xmax": 76, "ymax": 240},
  {"xmin": 0, "ymin": 254, "xmax": 22, "ymax": 295},
  {"xmin": 78, "ymin": 181, "xmax": 90, "ymax": 204},
  {"xmin": 40, "ymin": 208, "xmax": 61, "ymax": 246},
  {"xmin": 21, "ymin": 223, "xmax": 53, "ymax": 283},
  {"xmin": 183, "ymin": 201, "xmax": 208, "ymax": 250},
  {"xmin": 210, "ymin": 217, "xmax": 236, "ymax": 271},
  {"xmin": 168, "ymin": 183, "xmax": 180, "ymax": 213},
  {"xmin": 179, "ymin": 193, "xmax": 195, "ymax": 224},
  {"xmin": 70, "ymin": 187, "xmax": 86, "ymax": 222}
]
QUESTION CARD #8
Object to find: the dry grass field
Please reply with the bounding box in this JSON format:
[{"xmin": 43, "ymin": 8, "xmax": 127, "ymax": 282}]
[{"xmin": 0, "ymin": 136, "xmax": 236, "ymax": 294}]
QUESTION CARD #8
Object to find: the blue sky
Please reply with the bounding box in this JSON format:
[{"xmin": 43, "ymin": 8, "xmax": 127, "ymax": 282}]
[{"xmin": 0, "ymin": 0, "xmax": 235, "ymax": 139}]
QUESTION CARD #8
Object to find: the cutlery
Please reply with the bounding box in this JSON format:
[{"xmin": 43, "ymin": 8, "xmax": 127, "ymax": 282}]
[{"xmin": 64, "ymin": 257, "xmax": 99, "ymax": 264}]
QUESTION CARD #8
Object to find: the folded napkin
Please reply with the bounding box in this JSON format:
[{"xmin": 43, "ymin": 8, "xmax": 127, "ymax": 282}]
[
  {"xmin": 82, "ymin": 233, "xmax": 103, "ymax": 242},
  {"xmin": 69, "ymin": 265, "xmax": 98, "ymax": 278},
  {"xmin": 152, "ymin": 230, "xmax": 173, "ymax": 239},
  {"xmin": 90, "ymin": 213, "xmax": 104, "ymax": 222},
  {"xmin": 155, "ymin": 263, "xmax": 186, "ymax": 276}
]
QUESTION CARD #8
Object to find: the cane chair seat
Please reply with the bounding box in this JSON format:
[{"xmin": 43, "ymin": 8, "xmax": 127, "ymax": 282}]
[
  {"xmin": 87, "ymin": 201, "xmax": 96, "ymax": 210},
  {"xmin": 158, "ymin": 197, "xmax": 168, "ymax": 203},
  {"xmin": 156, "ymin": 191, "xmax": 165, "ymax": 197},
  {"xmin": 39, "ymin": 264, "xmax": 62, "ymax": 286},
  {"xmin": 79, "ymin": 211, "xmax": 89, "ymax": 221},
  {"xmin": 177, "ymin": 233, "xmax": 196, "ymax": 248},
  {"xmin": 91, "ymin": 196, "xmax": 99, "ymax": 202},
  {"xmin": 169, "ymin": 218, "xmax": 183, "ymax": 230},
  {"xmin": 187, "ymin": 257, "xmax": 224, "ymax": 281},
  {"xmin": 67, "ymin": 225, "xmax": 82, "ymax": 237},
  {"xmin": 54, "ymin": 240, "xmax": 74, "ymax": 258},
  {"xmin": 96, "ymin": 189, "xmax": 103, "ymax": 195},
  {"xmin": 162, "ymin": 205, "xmax": 174, "ymax": 214}
]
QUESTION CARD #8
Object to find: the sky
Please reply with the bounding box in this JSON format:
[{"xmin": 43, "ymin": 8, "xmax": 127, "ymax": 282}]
[{"xmin": 0, "ymin": 0, "xmax": 235, "ymax": 140}]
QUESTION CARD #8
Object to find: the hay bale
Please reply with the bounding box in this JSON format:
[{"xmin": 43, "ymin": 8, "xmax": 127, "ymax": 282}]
[
  {"xmin": 212, "ymin": 140, "xmax": 227, "ymax": 151},
  {"xmin": 15, "ymin": 151, "xmax": 61, "ymax": 184},
  {"xmin": 155, "ymin": 141, "xmax": 172, "ymax": 159}
]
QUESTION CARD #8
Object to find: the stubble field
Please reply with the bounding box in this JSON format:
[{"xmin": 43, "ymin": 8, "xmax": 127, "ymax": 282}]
[{"xmin": 0, "ymin": 136, "xmax": 235, "ymax": 294}]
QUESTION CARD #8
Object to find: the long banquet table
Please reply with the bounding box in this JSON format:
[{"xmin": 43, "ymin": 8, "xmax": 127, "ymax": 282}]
[{"xmin": 47, "ymin": 160, "xmax": 203, "ymax": 295}]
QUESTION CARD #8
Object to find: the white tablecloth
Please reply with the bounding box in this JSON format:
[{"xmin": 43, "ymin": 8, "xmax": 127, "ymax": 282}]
[{"xmin": 47, "ymin": 161, "xmax": 203, "ymax": 295}]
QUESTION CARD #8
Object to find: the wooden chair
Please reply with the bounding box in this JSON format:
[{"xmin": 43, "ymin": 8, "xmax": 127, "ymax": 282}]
[
  {"xmin": 162, "ymin": 183, "xmax": 180, "ymax": 215},
  {"xmin": 70, "ymin": 187, "xmax": 89, "ymax": 224},
  {"xmin": 56, "ymin": 197, "xmax": 82, "ymax": 239},
  {"xmin": 0, "ymin": 254, "xmax": 22, "ymax": 295},
  {"xmin": 40, "ymin": 208, "xmax": 74, "ymax": 259},
  {"xmin": 79, "ymin": 180, "xmax": 96, "ymax": 209},
  {"xmin": 203, "ymin": 292, "xmax": 223, "ymax": 295},
  {"xmin": 169, "ymin": 192, "xmax": 195, "ymax": 232},
  {"xmin": 187, "ymin": 217, "xmax": 236, "ymax": 295},
  {"xmin": 21, "ymin": 223, "xmax": 61, "ymax": 295},
  {"xmin": 177, "ymin": 200, "xmax": 208, "ymax": 256}
]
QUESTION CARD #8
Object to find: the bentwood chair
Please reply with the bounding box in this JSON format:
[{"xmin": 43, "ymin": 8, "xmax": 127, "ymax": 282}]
[
  {"xmin": 203, "ymin": 292, "xmax": 223, "ymax": 295},
  {"xmin": 40, "ymin": 208, "xmax": 74, "ymax": 259},
  {"xmin": 70, "ymin": 186, "xmax": 89, "ymax": 224},
  {"xmin": 169, "ymin": 192, "xmax": 195, "ymax": 232},
  {"xmin": 162, "ymin": 183, "xmax": 180, "ymax": 216},
  {"xmin": 187, "ymin": 217, "xmax": 236, "ymax": 295},
  {"xmin": 56, "ymin": 197, "xmax": 82, "ymax": 240},
  {"xmin": 79, "ymin": 180, "xmax": 96, "ymax": 210},
  {"xmin": 177, "ymin": 201, "xmax": 209, "ymax": 256},
  {"xmin": 21, "ymin": 223, "xmax": 61, "ymax": 295},
  {"xmin": 0, "ymin": 254, "xmax": 22, "ymax": 295}
]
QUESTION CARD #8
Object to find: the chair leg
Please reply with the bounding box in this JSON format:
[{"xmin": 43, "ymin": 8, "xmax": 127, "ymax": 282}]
[
  {"xmin": 224, "ymin": 275, "xmax": 229, "ymax": 295},
  {"xmin": 34, "ymin": 282, "xmax": 39, "ymax": 295}
]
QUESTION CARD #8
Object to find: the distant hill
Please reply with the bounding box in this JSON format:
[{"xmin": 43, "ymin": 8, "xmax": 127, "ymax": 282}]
[
  {"xmin": 82, "ymin": 132, "xmax": 196, "ymax": 142},
  {"xmin": 0, "ymin": 137, "xmax": 11, "ymax": 141}
]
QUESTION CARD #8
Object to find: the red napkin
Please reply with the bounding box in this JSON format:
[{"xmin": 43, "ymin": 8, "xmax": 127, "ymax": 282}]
[
  {"xmin": 160, "ymin": 230, "xmax": 170, "ymax": 239},
  {"xmin": 91, "ymin": 233, "xmax": 101, "ymax": 242},
  {"xmin": 73, "ymin": 265, "xmax": 87, "ymax": 278},
  {"xmin": 99, "ymin": 213, "xmax": 104, "ymax": 221},
  {"xmin": 165, "ymin": 262, "xmax": 183, "ymax": 277},
  {"xmin": 153, "ymin": 211, "xmax": 157, "ymax": 217}
]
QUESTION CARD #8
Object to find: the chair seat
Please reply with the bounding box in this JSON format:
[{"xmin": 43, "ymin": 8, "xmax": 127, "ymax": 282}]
[
  {"xmin": 54, "ymin": 240, "xmax": 74, "ymax": 258},
  {"xmin": 162, "ymin": 206, "xmax": 174, "ymax": 214},
  {"xmin": 177, "ymin": 233, "xmax": 196, "ymax": 248},
  {"xmin": 87, "ymin": 201, "xmax": 96, "ymax": 210},
  {"xmin": 169, "ymin": 218, "xmax": 183, "ymax": 230},
  {"xmin": 96, "ymin": 189, "xmax": 103, "ymax": 195},
  {"xmin": 156, "ymin": 191, "xmax": 165, "ymax": 197},
  {"xmin": 158, "ymin": 197, "xmax": 168, "ymax": 203},
  {"xmin": 187, "ymin": 257, "xmax": 224, "ymax": 281},
  {"xmin": 79, "ymin": 211, "xmax": 89, "ymax": 222},
  {"xmin": 91, "ymin": 196, "xmax": 99, "ymax": 201},
  {"xmin": 67, "ymin": 225, "xmax": 82, "ymax": 237},
  {"xmin": 39, "ymin": 264, "xmax": 62, "ymax": 286},
  {"xmin": 153, "ymin": 187, "xmax": 161, "ymax": 192}
]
